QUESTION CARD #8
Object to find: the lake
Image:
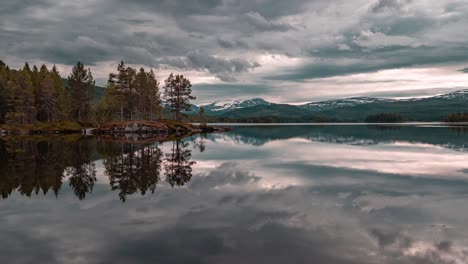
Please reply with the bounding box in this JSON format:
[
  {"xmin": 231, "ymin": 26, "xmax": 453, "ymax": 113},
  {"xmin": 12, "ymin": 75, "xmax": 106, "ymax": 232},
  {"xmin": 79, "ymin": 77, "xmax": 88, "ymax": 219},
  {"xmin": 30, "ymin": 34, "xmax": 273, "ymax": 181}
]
[{"xmin": 1, "ymin": 124, "xmax": 468, "ymax": 264}]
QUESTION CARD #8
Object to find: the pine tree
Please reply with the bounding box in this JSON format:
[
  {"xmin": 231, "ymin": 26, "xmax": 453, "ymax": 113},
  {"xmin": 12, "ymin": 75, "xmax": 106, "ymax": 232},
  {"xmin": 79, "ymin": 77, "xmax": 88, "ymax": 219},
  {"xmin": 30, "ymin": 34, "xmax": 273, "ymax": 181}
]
[
  {"xmin": 38, "ymin": 74, "xmax": 58, "ymax": 122},
  {"xmin": 5, "ymin": 70, "xmax": 36, "ymax": 125},
  {"xmin": 68, "ymin": 62, "xmax": 95, "ymax": 122},
  {"xmin": 51, "ymin": 65, "xmax": 70, "ymax": 121},
  {"xmin": 148, "ymin": 69, "xmax": 161, "ymax": 120},
  {"xmin": 23, "ymin": 62, "xmax": 31, "ymax": 73},
  {"xmin": 163, "ymin": 73, "xmax": 195, "ymax": 121},
  {"xmin": 96, "ymin": 82, "xmax": 120, "ymax": 123},
  {"xmin": 34, "ymin": 65, "xmax": 49, "ymax": 122},
  {"xmin": 108, "ymin": 61, "xmax": 137, "ymax": 121},
  {"xmin": 135, "ymin": 68, "xmax": 161, "ymax": 120},
  {"xmin": 0, "ymin": 62, "xmax": 8, "ymax": 124}
]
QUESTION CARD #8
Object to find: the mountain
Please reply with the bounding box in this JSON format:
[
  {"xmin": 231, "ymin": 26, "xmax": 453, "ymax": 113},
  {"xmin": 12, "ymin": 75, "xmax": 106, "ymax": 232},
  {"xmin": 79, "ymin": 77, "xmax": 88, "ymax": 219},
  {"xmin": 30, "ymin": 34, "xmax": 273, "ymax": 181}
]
[
  {"xmin": 317, "ymin": 90, "xmax": 468, "ymax": 121},
  {"xmin": 200, "ymin": 89, "xmax": 468, "ymax": 122},
  {"xmin": 198, "ymin": 98, "xmax": 272, "ymax": 116},
  {"xmin": 61, "ymin": 78, "xmax": 106, "ymax": 100},
  {"xmin": 299, "ymin": 97, "xmax": 396, "ymax": 112}
]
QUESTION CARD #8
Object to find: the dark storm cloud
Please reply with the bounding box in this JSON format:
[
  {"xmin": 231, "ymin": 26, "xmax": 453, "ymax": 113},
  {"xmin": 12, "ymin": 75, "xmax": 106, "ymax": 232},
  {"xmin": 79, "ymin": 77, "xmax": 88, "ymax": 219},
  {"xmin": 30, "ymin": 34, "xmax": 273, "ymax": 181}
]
[
  {"xmin": 268, "ymin": 45, "xmax": 468, "ymax": 81},
  {"xmin": 1, "ymin": 0, "xmax": 468, "ymax": 100}
]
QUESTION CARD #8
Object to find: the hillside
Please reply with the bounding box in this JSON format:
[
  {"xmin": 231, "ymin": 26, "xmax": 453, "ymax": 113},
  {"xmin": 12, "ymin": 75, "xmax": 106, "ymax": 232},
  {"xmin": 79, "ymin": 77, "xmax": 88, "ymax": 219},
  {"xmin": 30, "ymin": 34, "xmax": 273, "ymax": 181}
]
[{"xmin": 200, "ymin": 89, "xmax": 468, "ymax": 122}]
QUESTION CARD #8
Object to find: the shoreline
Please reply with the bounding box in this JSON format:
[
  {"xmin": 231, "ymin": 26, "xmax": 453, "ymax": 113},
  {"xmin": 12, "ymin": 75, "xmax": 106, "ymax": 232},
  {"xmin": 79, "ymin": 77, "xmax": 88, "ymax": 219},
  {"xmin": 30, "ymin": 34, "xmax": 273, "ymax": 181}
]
[
  {"xmin": 0, "ymin": 120, "xmax": 230, "ymax": 136},
  {"xmin": 3, "ymin": 121, "xmax": 468, "ymax": 136}
]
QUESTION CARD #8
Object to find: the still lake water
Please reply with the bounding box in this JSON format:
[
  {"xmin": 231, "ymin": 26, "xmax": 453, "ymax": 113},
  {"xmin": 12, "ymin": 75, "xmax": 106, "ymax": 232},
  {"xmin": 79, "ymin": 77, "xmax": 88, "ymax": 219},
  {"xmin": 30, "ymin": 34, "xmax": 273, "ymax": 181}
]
[{"xmin": 1, "ymin": 124, "xmax": 468, "ymax": 264}]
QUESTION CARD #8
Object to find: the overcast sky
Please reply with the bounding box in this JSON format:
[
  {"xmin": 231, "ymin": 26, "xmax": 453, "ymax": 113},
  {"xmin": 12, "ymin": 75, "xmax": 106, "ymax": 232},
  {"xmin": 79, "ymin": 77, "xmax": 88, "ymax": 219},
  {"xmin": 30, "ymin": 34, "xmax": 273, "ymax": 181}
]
[{"xmin": 1, "ymin": 0, "xmax": 468, "ymax": 103}]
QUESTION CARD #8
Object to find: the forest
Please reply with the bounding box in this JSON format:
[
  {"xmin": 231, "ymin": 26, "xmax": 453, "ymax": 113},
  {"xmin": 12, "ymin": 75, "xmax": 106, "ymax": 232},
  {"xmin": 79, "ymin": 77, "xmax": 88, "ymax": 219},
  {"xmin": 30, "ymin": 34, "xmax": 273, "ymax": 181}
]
[{"xmin": 0, "ymin": 60, "xmax": 197, "ymax": 130}]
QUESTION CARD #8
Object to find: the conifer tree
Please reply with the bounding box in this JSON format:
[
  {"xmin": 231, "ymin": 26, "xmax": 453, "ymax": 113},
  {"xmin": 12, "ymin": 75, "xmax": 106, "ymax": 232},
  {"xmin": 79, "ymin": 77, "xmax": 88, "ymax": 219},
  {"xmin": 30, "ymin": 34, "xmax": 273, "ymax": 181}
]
[
  {"xmin": 51, "ymin": 65, "xmax": 70, "ymax": 121},
  {"xmin": 68, "ymin": 62, "xmax": 95, "ymax": 122},
  {"xmin": 38, "ymin": 74, "xmax": 58, "ymax": 122},
  {"xmin": 95, "ymin": 83, "xmax": 120, "ymax": 123},
  {"xmin": 34, "ymin": 65, "xmax": 49, "ymax": 121},
  {"xmin": 5, "ymin": 70, "xmax": 36, "ymax": 124},
  {"xmin": 135, "ymin": 68, "xmax": 161, "ymax": 120},
  {"xmin": 163, "ymin": 74, "xmax": 195, "ymax": 121},
  {"xmin": 108, "ymin": 61, "xmax": 137, "ymax": 121},
  {"xmin": 23, "ymin": 62, "xmax": 31, "ymax": 73},
  {"xmin": 0, "ymin": 61, "xmax": 8, "ymax": 124},
  {"xmin": 148, "ymin": 69, "xmax": 162, "ymax": 120}
]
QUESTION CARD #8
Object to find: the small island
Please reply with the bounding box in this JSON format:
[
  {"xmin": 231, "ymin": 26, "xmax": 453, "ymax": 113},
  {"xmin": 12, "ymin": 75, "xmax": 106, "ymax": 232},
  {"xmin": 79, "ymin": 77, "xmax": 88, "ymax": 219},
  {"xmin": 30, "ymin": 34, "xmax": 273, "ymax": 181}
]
[{"xmin": 0, "ymin": 60, "xmax": 227, "ymax": 137}]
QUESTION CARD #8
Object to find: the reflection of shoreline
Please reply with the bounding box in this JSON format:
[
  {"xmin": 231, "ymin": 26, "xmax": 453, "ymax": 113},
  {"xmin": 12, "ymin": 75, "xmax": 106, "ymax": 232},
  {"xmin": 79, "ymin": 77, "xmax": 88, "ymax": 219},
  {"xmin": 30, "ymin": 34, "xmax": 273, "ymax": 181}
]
[
  {"xmin": 216, "ymin": 125, "xmax": 468, "ymax": 151},
  {"xmin": 0, "ymin": 137, "xmax": 201, "ymax": 202},
  {"xmin": 97, "ymin": 131, "xmax": 201, "ymax": 144}
]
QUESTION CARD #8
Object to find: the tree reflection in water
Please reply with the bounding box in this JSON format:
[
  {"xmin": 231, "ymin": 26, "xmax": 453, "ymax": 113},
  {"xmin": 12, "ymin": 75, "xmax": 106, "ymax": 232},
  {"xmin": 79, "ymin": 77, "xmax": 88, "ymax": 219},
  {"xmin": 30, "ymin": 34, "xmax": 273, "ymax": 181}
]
[
  {"xmin": 103, "ymin": 142, "xmax": 164, "ymax": 202},
  {"xmin": 0, "ymin": 136, "xmax": 200, "ymax": 202},
  {"xmin": 0, "ymin": 137, "xmax": 73, "ymax": 198},
  {"xmin": 165, "ymin": 140, "xmax": 196, "ymax": 187},
  {"xmin": 66, "ymin": 140, "xmax": 97, "ymax": 200}
]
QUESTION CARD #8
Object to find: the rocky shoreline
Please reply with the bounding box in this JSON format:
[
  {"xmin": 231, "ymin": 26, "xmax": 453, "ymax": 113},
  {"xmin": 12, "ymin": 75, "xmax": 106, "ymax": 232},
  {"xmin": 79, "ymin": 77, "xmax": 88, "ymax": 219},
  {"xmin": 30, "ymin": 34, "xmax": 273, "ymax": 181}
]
[{"xmin": 0, "ymin": 120, "xmax": 229, "ymax": 137}]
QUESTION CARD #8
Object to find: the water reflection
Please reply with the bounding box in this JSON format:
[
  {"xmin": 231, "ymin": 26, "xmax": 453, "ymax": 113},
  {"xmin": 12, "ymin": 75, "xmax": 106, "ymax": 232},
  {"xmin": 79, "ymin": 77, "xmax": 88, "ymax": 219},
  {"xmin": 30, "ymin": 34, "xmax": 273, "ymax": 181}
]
[
  {"xmin": 165, "ymin": 141, "xmax": 196, "ymax": 188},
  {"xmin": 103, "ymin": 143, "xmax": 163, "ymax": 202},
  {"xmin": 1, "ymin": 125, "xmax": 468, "ymax": 263},
  {"xmin": 215, "ymin": 124, "xmax": 468, "ymax": 151},
  {"xmin": 66, "ymin": 140, "xmax": 97, "ymax": 200},
  {"xmin": 0, "ymin": 137, "xmax": 77, "ymax": 198},
  {"xmin": 0, "ymin": 136, "xmax": 199, "ymax": 202}
]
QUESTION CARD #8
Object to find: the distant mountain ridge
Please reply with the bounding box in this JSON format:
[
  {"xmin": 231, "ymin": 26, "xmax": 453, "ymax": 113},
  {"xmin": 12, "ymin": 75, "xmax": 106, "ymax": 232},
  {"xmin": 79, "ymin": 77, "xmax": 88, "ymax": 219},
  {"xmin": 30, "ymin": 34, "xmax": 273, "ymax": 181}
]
[
  {"xmin": 195, "ymin": 89, "xmax": 468, "ymax": 122},
  {"xmin": 298, "ymin": 97, "xmax": 397, "ymax": 112},
  {"xmin": 192, "ymin": 98, "xmax": 272, "ymax": 116}
]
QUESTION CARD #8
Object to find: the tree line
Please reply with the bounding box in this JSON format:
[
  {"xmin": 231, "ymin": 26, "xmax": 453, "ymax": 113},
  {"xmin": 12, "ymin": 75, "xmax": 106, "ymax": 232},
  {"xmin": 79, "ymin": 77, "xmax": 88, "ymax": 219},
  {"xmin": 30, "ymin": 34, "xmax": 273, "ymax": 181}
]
[{"xmin": 0, "ymin": 60, "xmax": 196, "ymax": 126}]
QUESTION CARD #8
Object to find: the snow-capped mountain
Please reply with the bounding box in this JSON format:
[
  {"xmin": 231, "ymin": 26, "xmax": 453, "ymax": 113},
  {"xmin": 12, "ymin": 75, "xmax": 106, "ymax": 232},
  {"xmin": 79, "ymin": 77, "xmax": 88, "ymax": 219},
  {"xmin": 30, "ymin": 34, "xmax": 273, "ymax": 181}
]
[
  {"xmin": 183, "ymin": 89, "xmax": 468, "ymax": 121},
  {"xmin": 432, "ymin": 89, "xmax": 468, "ymax": 100},
  {"xmin": 198, "ymin": 98, "xmax": 273, "ymax": 115},
  {"xmin": 299, "ymin": 97, "xmax": 396, "ymax": 112}
]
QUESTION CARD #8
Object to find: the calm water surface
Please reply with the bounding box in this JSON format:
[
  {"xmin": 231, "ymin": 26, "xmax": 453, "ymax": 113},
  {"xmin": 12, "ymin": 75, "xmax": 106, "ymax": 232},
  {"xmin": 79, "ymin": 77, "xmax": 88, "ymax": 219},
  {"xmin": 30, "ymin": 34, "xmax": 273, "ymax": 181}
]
[{"xmin": 1, "ymin": 125, "xmax": 468, "ymax": 264}]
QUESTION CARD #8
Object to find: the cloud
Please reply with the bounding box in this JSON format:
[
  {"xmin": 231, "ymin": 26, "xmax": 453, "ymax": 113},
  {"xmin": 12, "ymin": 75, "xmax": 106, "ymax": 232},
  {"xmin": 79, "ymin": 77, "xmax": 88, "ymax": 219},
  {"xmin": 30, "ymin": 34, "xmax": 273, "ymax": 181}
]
[
  {"xmin": 353, "ymin": 30, "xmax": 422, "ymax": 49},
  {"xmin": 155, "ymin": 51, "xmax": 260, "ymax": 82},
  {"xmin": 1, "ymin": 0, "xmax": 468, "ymax": 101},
  {"xmin": 244, "ymin": 12, "xmax": 294, "ymax": 32},
  {"xmin": 370, "ymin": 0, "xmax": 412, "ymax": 13},
  {"xmin": 185, "ymin": 51, "xmax": 260, "ymax": 74},
  {"xmin": 217, "ymin": 38, "xmax": 249, "ymax": 49}
]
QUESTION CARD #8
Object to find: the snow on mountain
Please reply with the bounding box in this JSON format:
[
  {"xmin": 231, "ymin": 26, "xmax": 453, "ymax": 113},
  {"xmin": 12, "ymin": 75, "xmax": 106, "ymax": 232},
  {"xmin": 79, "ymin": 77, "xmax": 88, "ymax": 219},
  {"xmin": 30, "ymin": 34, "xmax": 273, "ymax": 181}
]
[
  {"xmin": 185, "ymin": 89, "xmax": 468, "ymax": 117},
  {"xmin": 299, "ymin": 97, "xmax": 397, "ymax": 112},
  {"xmin": 199, "ymin": 98, "xmax": 272, "ymax": 115},
  {"xmin": 432, "ymin": 89, "xmax": 468, "ymax": 100}
]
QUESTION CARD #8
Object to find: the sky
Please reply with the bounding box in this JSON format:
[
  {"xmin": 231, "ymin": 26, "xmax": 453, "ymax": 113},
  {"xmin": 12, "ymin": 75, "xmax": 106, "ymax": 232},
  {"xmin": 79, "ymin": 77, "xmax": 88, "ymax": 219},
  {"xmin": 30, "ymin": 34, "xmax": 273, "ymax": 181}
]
[{"xmin": 1, "ymin": 0, "xmax": 468, "ymax": 104}]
